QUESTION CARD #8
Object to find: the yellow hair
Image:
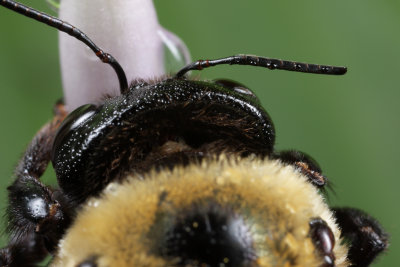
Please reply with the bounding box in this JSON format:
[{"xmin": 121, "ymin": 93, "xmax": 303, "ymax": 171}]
[{"xmin": 52, "ymin": 157, "xmax": 348, "ymax": 266}]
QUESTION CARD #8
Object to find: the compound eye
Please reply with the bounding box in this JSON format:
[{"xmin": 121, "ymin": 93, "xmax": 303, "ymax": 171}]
[
  {"xmin": 52, "ymin": 104, "xmax": 97, "ymax": 159},
  {"xmin": 309, "ymin": 218, "xmax": 336, "ymax": 267},
  {"xmin": 214, "ymin": 79, "xmax": 257, "ymax": 98}
]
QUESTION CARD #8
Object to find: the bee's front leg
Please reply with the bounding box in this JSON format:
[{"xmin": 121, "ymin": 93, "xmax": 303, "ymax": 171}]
[{"xmin": 1, "ymin": 102, "xmax": 71, "ymax": 266}]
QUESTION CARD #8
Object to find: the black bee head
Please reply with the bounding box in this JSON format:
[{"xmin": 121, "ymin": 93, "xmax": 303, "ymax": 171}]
[{"xmin": 51, "ymin": 79, "xmax": 274, "ymax": 204}]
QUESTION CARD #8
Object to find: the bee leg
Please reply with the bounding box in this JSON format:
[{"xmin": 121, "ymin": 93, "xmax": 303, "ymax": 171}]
[
  {"xmin": 332, "ymin": 207, "xmax": 388, "ymax": 266},
  {"xmin": 1, "ymin": 102, "xmax": 69, "ymax": 265},
  {"xmin": 14, "ymin": 100, "xmax": 67, "ymax": 179},
  {"xmin": 0, "ymin": 232, "xmax": 48, "ymax": 267},
  {"xmin": 272, "ymin": 150, "xmax": 327, "ymax": 188}
]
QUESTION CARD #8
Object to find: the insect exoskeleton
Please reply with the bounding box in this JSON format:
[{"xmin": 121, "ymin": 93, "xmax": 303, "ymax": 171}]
[
  {"xmin": 52, "ymin": 157, "xmax": 348, "ymax": 267},
  {"xmin": 0, "ymin": 1, "xmax": 388, "ymax": 267}
]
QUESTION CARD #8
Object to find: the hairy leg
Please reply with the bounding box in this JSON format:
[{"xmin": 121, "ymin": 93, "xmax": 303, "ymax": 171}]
[{"xmin": 1, "ymin": 103, "xmax": 70, "ymax": 266}]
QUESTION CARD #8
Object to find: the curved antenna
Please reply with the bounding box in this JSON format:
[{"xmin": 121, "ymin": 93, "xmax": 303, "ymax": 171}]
[
  {"xmin": 0, "ymin": 0, "xmax": 129, "ymax": 94},
  {"xmin": 175, "ymin": 54, "xmax": 347, "ymax": 78}
]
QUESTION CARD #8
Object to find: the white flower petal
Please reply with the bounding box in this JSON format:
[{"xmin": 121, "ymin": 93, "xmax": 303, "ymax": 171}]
[{"xmin": 59, "ymin": 0, "xmax": 164, "ymax": 111}]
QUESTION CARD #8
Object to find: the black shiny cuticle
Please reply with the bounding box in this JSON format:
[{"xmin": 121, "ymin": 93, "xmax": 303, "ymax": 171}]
[{"xmin": 52, "ymin": 79, "xmax": 274, "ymax": 204}]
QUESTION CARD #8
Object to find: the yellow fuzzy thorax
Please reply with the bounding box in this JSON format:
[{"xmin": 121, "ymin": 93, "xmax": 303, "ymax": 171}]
[{"xmin": 52, "ymin": 157, "xmax": 348, "ymax": 266}]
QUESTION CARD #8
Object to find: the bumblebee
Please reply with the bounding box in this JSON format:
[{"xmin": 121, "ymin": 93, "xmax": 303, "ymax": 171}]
[{"xmin": 0, "ymin": 1, "xmax": 388, "ymax": 266}]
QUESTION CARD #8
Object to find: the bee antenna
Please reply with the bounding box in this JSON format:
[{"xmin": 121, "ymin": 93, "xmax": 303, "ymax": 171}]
[
  {"xmin": 175, "ymin": 54, "xmax": 347, "ymax": 78},
  {"xmin": 0, "ymin": 0, "xmax": 129, "ymax": 94}
]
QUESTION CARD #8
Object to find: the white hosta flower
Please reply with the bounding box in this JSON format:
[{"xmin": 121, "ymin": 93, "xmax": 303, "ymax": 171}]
[{"xmin": 58, "ymin": 0, "xmax": 190, "ymax": 111}]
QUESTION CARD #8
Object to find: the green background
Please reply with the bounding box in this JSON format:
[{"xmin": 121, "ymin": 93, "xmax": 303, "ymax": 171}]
[{"xmin": 0, "ymin": 1, "xmax": 398, "ymax": 266}]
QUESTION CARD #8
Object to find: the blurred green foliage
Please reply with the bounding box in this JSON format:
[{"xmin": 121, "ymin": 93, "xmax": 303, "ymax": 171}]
[{"xmin": 0, "ymin": 1, "xmax": 398, "ymax": 266}]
